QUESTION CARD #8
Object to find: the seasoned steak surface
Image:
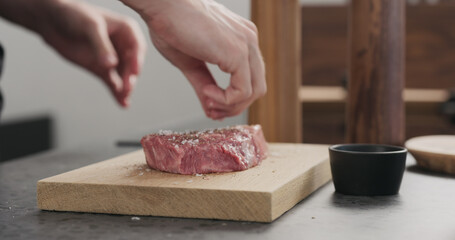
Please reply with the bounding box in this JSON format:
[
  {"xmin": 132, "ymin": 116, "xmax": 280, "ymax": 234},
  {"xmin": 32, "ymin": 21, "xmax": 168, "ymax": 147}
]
[{"xmin": 141, "ymin": 125, "xmax": 268, "ymax": 174}]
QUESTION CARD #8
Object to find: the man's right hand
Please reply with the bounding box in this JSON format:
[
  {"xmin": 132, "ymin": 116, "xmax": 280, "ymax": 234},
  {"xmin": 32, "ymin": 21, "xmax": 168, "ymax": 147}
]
[{"xmin": 122, "ymin": 0, "xmax": 266, "ymax": 120}]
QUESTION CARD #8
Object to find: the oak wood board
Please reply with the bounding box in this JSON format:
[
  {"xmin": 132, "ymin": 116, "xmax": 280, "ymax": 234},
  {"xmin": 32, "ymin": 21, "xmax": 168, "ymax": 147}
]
[{"xmin": 37, "ymin": 143, "xmax": 331, "ymax": 222}]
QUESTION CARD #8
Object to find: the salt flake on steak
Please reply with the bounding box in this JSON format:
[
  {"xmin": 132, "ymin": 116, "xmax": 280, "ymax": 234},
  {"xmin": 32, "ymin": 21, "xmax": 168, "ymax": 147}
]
[{"xmin": 140, "ymin": 125, "xmax": 268, "ymax": 175}]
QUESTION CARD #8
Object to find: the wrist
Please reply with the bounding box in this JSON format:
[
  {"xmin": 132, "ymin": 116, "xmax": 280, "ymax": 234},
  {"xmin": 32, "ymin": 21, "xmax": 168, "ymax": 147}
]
[{"xmin": 119, "ymin": 0, "xmax": 171, "ymax": 21}]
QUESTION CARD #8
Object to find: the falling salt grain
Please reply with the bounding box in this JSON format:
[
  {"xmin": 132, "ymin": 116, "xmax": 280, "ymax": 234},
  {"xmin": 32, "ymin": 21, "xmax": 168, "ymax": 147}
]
[
  {"xmin": 131, "ymin": 216, "xmax": 141, "ymax": 221},
  {"xmin": 145, "ymin": 169, "xmax": 151, "ymax": 172},
  {"xmin": 195, "ymin": 174, "xmax": 203, "ymax": 177},
  {"xmin": 270, "ymin": 152, "xmax": 281, "ymax": 157},
  {"xmin": 173, "ymin": 182, "xmax": 179, "ymax": 185},
  {"xmin": 221, "ymin": 223, "xmax": 227, "ymax": 226},
  {"xmin": 138, "ymin": 172, "xmax": 144, "ymax": 176}
]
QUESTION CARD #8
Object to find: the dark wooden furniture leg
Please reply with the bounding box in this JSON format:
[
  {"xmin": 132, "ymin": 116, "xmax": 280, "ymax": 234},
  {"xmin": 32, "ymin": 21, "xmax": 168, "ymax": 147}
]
[
  {"xmin": 347, "ymin": 0, "xmax": 405, "ymax": 145},
  {"xmin": 249, "ymin": 0, "xmax": 302, "ymax": 143}
]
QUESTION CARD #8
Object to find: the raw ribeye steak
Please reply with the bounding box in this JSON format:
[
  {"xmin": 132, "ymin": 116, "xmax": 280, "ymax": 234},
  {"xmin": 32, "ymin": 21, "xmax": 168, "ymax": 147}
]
[{"xmin": 140, "ymin": 125, "xmax": 268, "ymax": 174}]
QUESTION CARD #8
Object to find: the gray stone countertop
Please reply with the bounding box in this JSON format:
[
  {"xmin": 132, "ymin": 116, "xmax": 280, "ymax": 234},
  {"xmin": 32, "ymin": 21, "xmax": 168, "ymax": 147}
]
[{"xmin": 1, "ymin": 146, "xmax": 455, "ymax": 240}]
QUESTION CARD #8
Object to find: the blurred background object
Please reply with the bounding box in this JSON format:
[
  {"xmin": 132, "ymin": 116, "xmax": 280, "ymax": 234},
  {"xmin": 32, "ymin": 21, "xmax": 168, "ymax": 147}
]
[{"xmin": 299, "ymin": 0, "xmax": 455, "ymax": 144}]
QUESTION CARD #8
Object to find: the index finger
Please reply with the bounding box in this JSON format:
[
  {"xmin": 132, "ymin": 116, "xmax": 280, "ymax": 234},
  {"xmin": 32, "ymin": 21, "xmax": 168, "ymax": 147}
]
[{"xmin": 203, "ymin": 57, "xmax": 252, "ymax": 105}]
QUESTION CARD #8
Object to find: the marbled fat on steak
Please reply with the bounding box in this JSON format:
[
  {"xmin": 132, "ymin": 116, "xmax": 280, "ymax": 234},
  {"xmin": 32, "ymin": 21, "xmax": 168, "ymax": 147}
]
[{"xmin": 141, "ymin": 125, "xmax": 268, "ymax": 174}]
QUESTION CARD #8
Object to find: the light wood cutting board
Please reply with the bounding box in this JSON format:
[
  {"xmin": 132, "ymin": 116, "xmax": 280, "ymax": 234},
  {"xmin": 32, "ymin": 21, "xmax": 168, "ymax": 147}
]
[{"xmin": 37, "ymin": 143, "xmax": 331, "ymax": 222}]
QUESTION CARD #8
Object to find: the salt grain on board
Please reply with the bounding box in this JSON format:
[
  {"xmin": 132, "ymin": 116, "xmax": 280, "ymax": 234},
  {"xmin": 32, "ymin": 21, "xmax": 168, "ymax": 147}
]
[
  {"xmin": 131, "ymin": 216, "xmax": 141, "ymax": 221},
  {"xmin": 186, "ymin": 180, "xmax": 193, "ymax": 183},
  {"xmin": 270, "ymin": 152, "xmax": 282, "ymax": 157}
]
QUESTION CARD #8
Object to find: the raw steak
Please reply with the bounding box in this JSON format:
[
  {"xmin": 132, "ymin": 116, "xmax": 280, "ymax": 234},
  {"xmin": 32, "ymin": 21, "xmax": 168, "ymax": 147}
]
[{"xmin": 141, "ymin": 125, "xmax": 268, "ymax": 174}]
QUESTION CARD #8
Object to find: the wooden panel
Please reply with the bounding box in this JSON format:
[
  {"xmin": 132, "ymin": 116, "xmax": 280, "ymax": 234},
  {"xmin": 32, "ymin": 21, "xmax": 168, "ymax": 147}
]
[
  {"xmin": 37, "ymin": 143, "xmax": 331, "ymax": 223},
  {"xmin": 299, "ymin": 86, "xmax": 449, "ymax": 103},
  {"xmin": 301, "ymin": 4, "xmax": 455, "ymax": 89},
  {"xmin": 302, "ymin": 102, "xmax": 455, "ymax": 145},
  {"xmin": 301, "ymin": 7, "xmax": 348, "ymax": 87},
  {"xmin": 347, "ymin": 0, "xmax": 405, "ymax": 145},
  {"xmin": 249, "ymin": 0, "xmax": 302, "ymax": 143}
]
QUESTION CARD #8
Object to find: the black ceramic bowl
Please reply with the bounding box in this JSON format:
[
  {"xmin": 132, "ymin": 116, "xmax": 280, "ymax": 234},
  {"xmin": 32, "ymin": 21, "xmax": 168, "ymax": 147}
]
[{"xmin": 329, "ymin": 144, "xmax": 407, "ymax": 196}]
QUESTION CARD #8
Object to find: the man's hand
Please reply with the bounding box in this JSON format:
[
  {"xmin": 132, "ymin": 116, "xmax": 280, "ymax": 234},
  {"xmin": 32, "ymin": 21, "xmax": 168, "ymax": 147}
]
[
  {"xmin": 0, "ymin": 0, "xmax": 147, "ymax": 107},
  {"xmin": 123, "ymin": 0, "xmax": 266, "ymax": 119}
]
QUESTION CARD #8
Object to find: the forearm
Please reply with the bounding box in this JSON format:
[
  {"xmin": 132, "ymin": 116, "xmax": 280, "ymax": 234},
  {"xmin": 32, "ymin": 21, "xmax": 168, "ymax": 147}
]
[{"xmin": 0, "ymin": 0, "xmax": 55, "ymax": 33}]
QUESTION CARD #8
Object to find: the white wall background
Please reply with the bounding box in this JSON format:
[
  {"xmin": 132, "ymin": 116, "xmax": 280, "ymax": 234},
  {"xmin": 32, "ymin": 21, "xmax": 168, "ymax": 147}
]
[{"xmin": 0, "ymin": 0, "xmax": 253, "ymax": 150}]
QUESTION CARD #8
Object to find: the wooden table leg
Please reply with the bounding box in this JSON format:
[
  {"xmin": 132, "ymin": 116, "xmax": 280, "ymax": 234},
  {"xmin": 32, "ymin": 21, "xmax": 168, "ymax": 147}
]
[
  {"xmin": 347, "ymin": 0, "xmax": 405, "ymax": 145},
  {"xmin": 249, "ymin": 0, "xmax": 302, "ymax": 143}
]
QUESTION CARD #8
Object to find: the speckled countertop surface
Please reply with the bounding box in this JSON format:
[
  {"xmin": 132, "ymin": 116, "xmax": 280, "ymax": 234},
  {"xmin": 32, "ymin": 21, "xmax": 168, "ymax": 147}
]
[{"xmin": 1, "ymin": 146, "xmax": 455, "ymax": 240}]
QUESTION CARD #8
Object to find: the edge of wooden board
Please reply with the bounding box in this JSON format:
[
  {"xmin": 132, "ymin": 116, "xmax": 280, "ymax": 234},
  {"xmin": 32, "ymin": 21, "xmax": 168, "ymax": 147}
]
[
  {"xmin": 37, "ymin": 182, "xmax": 272, "ymax": 222},
  {"xmin": 37, "ymin": 143, "xmax": 332, "ymax": 222},
  {"xmin": 271, "ymin": 158, "xmax": 331, "ymax": 221}
]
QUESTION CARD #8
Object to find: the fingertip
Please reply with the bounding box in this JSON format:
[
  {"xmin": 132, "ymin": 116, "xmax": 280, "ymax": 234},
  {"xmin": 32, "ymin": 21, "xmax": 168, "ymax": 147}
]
[
  {"xmin": 206, "ymin": 99, "xmax": 215, "ymax": 108},
  {"xmin": 129, "ymin": 75, "xmax": 138, "ymax": 89},
  {"xmin": 103, "ymin": 54, "xmax": 118, "ymax": 68},
  {"xmin": 203, "ymin": 85, "xmax": 226, "ymax": 104},
  {"xmin": 209, "ymin": 110, "xmax": 227, "ymax": 121},
  {"xmin": 123, "ymin": 98, "xmax": 131, "ymax": 108}
]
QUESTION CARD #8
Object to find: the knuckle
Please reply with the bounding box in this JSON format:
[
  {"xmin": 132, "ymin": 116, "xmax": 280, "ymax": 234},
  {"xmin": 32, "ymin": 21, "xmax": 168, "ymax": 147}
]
[
  {"xmin": 258, "ymin": 85, "xmax": 267, "ymax": 97},
  {"xmin": 244, "ymin": 87, "xmax": 253, "ymax": 98},
  {"xmin": 242, "ymin": 19, "xmax": 258, "ymax": 34},
  {"xmin": 122, "ymin": 16, "xmax": 137, "ymax": 27},
  {"xmin": 218, "ymin": 46, "xmax": 246, "ymax": 73},
  {"xmin": 245, "ymin": 30, "xmax": 258, "ymax": 44},
  {"xmin": 249, "ymin": 22, "xmax": 259, "ymax": 35},
  {"xmin": 87, "ymin": 16, "xmax": 104, "ymax": 32}
]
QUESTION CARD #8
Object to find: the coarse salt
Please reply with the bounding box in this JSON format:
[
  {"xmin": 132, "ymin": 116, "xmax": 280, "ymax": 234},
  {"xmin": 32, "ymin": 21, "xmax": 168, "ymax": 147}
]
[{"xmin": 159, "ymin": 130, "xmax": 173, "ymax": 135}]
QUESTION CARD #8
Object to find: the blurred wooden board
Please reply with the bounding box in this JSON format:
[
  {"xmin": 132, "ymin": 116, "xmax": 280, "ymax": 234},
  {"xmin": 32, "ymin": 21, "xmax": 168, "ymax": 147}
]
[
  {"xmin": 37, "ymin": 143, "xmax": 331, "ymax": 222},
  {"xmin": 406, "ymin": 135, "xmax": 455, "ymax": 175}
]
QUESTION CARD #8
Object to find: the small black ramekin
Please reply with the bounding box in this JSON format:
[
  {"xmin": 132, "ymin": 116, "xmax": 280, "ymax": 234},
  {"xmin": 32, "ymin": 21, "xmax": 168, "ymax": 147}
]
[{"xmin": 329, "ymin": 144, "xmax": 407, "ymax": 196}]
